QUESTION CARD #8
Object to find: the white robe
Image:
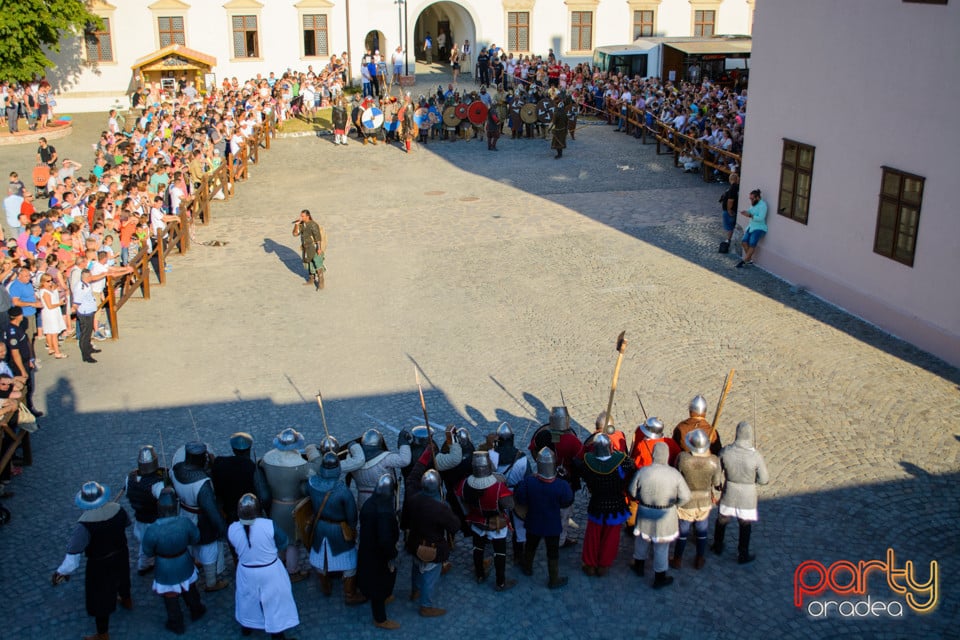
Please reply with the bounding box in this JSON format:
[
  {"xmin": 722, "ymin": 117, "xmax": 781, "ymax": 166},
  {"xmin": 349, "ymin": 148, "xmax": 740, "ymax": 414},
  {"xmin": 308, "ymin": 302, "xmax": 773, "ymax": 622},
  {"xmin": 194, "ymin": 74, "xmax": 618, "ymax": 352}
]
[{"xmin": 228, "ymin": 519, "xmax": 300, "ymax": 634}]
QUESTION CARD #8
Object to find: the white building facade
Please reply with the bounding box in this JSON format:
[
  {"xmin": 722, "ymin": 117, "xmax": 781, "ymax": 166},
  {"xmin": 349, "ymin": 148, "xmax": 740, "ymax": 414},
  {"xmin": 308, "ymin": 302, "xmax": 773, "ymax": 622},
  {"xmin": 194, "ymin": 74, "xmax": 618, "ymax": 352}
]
[
  {"xmin": 739, "ymin": 0, "xmax": 960, "ymax": 367},
  {"xmin": 51, "ymin": 0, "xmax": 753, "ymax": 111}
]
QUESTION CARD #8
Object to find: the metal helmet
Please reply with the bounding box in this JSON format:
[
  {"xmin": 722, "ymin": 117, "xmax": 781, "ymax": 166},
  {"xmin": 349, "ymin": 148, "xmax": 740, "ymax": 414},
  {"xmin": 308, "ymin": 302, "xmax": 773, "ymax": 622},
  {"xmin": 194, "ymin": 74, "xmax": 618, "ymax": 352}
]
[
  {"xmin": 549, "ymin": 407, "xmax": 570, "ymax": 432},
  {"xmin": 471, "ymin": 451, "xmax": 493, "ymax": 478},
  {"xmin": 229, "ymin": 432, "xmax": 254, "ymax": 452},
  {"xmin": 421, "ymin": 469, "xmax": 441, "ymax": 495},
  {"xmin": 318, "ymin": 435, "xmax": 340, "ymax": 455},
  {"xmin": 184, "ymin": 441, "xmax": 207, "ymax": 467},
  {"xmin": 75, "ymin": 481, "xmax": 111, "ymax": 510},
  {"xmin": 137, "ymin": 445, "xmax": 159, "ymax": 475},
  {"xmin": 237, "ymin": 493, "xmax": 260, "ymax": 524},
  {"xmin": 273, "ymin": 428, "xmax": 305, "ymax": 451},
  {"xmin": 592, "ymin": 433, "xmax": 612, "ymax": 458},
  {"xmin": 639, "ymin": 417, "xmax": 665, "ymax": 440},
  {"xmin": 361, "ymin": 428, "xmax": 387, "ymax": 458},
  {"xmin": 454, "ymin": 427, "xmax": 472, "ymax": 448},
  {"xmin": 689, "ymin": 395, "xmax": 708, "ymax": 418},
  {"xmin": 157, "ymin": 487, "xmax": 178, "ymax": 518},
  {"xmin": 536, "ymin": 447, "xmax": 557, "ymax": 480},
  {"xmin": 320, "ymin": 451, "xmax": 340, "ymax": 479},
  {"xmin": 686, "ymin": 428, "xmax": 710, "ymax": 455},
  {"xmin": 495, "ymin": 422, "xmax": 514, "ymax": 445},
  {"xmin": 411, "ymin": 425, "xmax": 430, "ymax": 447},
  {"xmin": 374, "ymin": 472, "xmax": 396, "ymax": 498}
]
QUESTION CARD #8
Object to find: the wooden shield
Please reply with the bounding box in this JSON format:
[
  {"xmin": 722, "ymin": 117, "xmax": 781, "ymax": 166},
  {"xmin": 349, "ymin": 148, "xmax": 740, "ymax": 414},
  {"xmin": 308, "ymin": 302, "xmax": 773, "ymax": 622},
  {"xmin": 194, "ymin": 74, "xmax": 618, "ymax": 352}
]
[
  {"xmin": 468, "ymin": 101, "xmax": 488, "ymax": 125},
  {"xmin": 520, "ymin": 103, "xmax": 538, "ymax": 124},
  {"xmin": 292, "ymin": 497, "xmax": 314, "ymax": 546},
  {"xmin": 454, "ymin": 102, "xmax": 469, "ymax": 119},
  {"xmin": 537, "ymin": 99, "xmax": 554, "ymax": 123},
  {"xmin": 442, "ymin": 106, "xmax": 460, "ymax": 127}
]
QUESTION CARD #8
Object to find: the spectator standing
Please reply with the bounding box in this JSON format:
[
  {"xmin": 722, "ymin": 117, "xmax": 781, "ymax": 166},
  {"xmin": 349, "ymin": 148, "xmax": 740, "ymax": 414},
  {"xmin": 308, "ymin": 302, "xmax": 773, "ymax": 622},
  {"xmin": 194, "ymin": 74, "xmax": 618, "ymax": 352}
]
[{"xmin": 736, "ymin": 188, "xmax": 767, "ymax": 268}]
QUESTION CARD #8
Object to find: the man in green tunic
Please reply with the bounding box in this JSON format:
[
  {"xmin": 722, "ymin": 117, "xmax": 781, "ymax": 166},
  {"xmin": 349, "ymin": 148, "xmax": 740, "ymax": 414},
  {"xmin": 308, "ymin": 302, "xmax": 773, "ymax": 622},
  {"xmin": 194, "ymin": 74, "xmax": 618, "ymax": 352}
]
[{"xmin": 292, "ymin": 209, "xmax": 326, "ymax": 290}]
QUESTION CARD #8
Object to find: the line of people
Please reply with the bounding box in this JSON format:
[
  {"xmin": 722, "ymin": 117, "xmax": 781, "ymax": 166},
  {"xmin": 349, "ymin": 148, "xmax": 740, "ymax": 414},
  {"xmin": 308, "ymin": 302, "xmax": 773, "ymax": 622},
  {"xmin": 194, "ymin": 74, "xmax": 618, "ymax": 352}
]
[{"xmin": 52, "ymin": 396, "xmax": 768, "ymax": 638}]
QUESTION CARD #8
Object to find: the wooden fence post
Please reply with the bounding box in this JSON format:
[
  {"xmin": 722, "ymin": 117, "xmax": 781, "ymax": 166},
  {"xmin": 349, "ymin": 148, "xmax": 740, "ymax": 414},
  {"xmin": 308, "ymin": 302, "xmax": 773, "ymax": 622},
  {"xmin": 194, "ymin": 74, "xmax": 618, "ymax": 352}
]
[
  {"xmin": 179, "ymin": 209, "xmax": 190, "ymax": 253},
  {"xmin": 156, "ymin": 232, "xmax": 166, "ymax": 285},
  {"xmin": 140, "ymin": 252, "xmax": 151, "ymax": 300}
]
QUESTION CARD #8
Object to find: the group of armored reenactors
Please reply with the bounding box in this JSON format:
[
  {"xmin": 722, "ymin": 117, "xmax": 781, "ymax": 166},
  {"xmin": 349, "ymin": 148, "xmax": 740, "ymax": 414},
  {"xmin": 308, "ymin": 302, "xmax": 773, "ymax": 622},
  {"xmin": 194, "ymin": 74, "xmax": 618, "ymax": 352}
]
[
  {"xmin": 52, "ymin": 395, "xmax": 768, "ymax": 638},
  {"xmin": 327, "ymin": 84, "xmax": 579, "ymax": 158}
]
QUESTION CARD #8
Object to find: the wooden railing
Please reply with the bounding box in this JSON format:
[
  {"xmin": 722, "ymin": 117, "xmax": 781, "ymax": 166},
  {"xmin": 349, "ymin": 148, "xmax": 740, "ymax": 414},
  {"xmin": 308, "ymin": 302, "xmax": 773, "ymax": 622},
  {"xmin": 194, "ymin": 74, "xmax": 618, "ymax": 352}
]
[
  {"xmin": 100, "ymin": 116, "xmax": 276, "ymax": 339},
  {"xmin": 0, "ymin": 385, "xmax": 33, "ymax": 482},
  {"xmin": 606, "ymin": 102, "xmax": 742, "ymax": 181}
]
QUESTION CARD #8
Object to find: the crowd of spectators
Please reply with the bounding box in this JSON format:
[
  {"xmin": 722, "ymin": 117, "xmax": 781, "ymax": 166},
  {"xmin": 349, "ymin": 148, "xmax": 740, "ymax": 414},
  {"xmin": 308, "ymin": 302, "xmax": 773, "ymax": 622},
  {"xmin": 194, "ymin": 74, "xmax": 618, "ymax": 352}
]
[
  {"xmin": 0, "ymin": 70, "xmax": 301, "ymax": 493},
  {"xmin": 2, "ymin": 79, "xmax": 59, "ymax": 134}
]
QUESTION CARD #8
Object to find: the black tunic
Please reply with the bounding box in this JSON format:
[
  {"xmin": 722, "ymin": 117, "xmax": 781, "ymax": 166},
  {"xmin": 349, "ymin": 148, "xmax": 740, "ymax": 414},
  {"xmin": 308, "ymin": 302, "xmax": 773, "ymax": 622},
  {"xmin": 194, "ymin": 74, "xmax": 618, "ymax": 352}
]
[
  {"xmin": 69, "ymin": 505, "xmax": 131, "ymax": 618},
  {"xmin": 357, "ymin": 494, "xmax": 399, "ymax": 601}
]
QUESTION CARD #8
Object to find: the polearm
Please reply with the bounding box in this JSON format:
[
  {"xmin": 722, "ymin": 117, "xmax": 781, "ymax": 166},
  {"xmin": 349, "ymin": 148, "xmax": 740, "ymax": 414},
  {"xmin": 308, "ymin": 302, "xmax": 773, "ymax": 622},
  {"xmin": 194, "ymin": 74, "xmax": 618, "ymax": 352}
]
[
  {"xmin": 603, "ymin": 331, "xmax": 628, "ymax": 429},
  {"xmin": 315, "ymin": 390, "xmax": 331, "ymax": 439},
  {"xmin": 414, "ymin": 367, "xmax": 436, "ymax": 466},
  {"xmin": 710, "ymin": 369, "xmax": 736, "ymax": 440},
  {"xmin": 635, "ymin": 391, "xmax": 648, "ymax": 421},
  {"xmin": 158, "ymin": 428, "xmax": 170, "ymax": 486}
]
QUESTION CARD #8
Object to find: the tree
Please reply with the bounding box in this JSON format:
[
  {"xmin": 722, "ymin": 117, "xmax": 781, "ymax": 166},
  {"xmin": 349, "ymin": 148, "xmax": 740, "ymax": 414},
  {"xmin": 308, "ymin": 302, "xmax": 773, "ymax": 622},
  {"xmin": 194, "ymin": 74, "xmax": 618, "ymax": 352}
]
[{"xmin": 0, "ymin": 0, "xmax": 101, "ymax": 82}]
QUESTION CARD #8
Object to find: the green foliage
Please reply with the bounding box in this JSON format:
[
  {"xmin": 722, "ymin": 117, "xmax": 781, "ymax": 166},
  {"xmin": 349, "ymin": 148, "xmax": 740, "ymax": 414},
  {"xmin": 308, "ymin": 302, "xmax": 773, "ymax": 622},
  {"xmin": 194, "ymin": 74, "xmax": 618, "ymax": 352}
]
[{"xmin": 0, "ymin": 0, "xmax": 101, "ymax": 82}]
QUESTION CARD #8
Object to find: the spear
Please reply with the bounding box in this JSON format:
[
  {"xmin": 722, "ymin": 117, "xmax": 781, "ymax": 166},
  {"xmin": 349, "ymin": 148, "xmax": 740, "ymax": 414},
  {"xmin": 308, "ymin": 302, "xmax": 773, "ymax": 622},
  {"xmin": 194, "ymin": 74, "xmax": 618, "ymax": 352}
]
[
  {"xmin": 635, "ymin": 391, "xmax": 648, "ymax": 421},
  {"xmin": 603, "ymin": 331, "xmax": 628, "ymax": 429},
  {"xmin": 711, "ymin": 369, "xmax": 736, "ymax": 441},
  {"xmin": 315, "ymin": 390, "xmax": 331, "ymax": 439},
  {"xmin": 158, "ymin": 428, "xmax": 170, "ymax": 486},
  {"xmin": 414, "ymin": 366, "xmax": 436, "ymax": 465}
]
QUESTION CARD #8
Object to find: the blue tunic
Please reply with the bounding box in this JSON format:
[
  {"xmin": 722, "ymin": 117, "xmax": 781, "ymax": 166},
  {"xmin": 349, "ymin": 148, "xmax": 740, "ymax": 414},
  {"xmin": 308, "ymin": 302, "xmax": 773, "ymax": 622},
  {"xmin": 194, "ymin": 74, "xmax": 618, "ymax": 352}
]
[
  {"xmin": 141, "ymin": 515, "xmax": 200, "ymax": 586},
  {"xmin": 515, "ymin": 475, "xmax": 574, "ymax": 537}
]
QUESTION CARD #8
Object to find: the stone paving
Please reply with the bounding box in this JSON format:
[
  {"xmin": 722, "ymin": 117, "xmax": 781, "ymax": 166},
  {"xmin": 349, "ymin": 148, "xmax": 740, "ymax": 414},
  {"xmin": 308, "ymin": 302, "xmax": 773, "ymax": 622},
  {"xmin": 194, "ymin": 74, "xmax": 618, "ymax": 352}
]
[{"xmin": 1, "ymin": 67, "xmax": 957, "ymax": 639}]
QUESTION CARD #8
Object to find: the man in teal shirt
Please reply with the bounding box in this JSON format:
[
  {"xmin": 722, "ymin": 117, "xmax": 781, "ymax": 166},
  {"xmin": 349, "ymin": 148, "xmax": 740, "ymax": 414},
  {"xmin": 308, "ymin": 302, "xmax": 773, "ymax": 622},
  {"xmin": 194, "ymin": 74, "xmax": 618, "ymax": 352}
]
[{"xmin": 737, "ymin": 189, "xmax": 767, "ymax": 268}]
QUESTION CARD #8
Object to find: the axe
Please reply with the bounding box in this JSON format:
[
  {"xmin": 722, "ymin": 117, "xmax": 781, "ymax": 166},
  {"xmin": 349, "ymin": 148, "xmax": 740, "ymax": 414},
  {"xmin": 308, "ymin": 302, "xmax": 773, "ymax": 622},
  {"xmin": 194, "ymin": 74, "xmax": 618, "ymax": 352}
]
[{"xmin": 603, "ymin": 331, "xmax": 627, "ymax": 429}]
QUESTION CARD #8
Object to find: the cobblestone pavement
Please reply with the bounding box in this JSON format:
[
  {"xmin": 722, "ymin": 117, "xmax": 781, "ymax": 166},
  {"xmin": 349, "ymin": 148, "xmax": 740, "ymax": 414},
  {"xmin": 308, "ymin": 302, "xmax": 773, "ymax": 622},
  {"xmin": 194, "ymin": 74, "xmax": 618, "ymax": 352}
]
[{"xmin": 1, "ymin": 68, "xmax": 957, "ymax": 639}]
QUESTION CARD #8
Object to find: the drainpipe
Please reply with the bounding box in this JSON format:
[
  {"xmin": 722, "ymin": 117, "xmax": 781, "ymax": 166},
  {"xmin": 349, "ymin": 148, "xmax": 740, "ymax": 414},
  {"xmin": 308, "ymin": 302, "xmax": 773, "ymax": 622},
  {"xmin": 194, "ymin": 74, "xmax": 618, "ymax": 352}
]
[{"xmin": 345, "ymin": 0, "xmax": 353, "ymax": 86}]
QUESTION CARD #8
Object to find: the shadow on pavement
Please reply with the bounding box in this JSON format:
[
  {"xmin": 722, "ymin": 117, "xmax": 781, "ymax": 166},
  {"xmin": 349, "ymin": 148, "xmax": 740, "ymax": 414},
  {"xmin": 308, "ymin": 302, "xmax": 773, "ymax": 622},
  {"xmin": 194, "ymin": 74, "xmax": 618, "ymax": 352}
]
[{"xmin": 262, "ymin": 237, "xmax": 306, "ymax": 278}]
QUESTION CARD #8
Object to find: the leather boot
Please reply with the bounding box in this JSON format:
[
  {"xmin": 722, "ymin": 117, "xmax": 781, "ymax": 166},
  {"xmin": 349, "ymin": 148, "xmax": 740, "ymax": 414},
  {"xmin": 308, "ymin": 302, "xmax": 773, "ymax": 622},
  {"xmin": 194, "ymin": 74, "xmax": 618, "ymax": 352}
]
[
  {"xmin": 512, "ymin": 540, "xmax": 524, "ymax": 567},
  {"xmin": 163, "ymin": 595, "xmax": 185, "ymax": 635},
  {"xmin": 712, "ymin": 520, "xmax": 727, "ymax": 556},
  {"xmin": 318, "ymin": 572, "xmax": 333, "ymax": 597},
  {"xmin": 547, "ymin": 559, "xmax": 567, "ymax": 589},
  {"xmin": 521, "ymin": 545, "xmax": 535, "ymax": 577},
  {"xmin": 738, "ymin": 522, "xmax": 755, "ymax": 564},
  {"xmin": 202, "ymin": 564, "xmax": 228, "ymax": 592},
  {"xmin": 669, "ymin": 556, "xmax": 683, "ymax": 570},
  {"xmin": 183, "ymin": 583, "xmax": 206, "ymax": 621},
  {"xmin": 317, "ymin": 271, "xmax": 325, "ymax": 290},
  {"xmin": 343, "ymin": 576, "xmax": 366, "ymax": 605},
  {"xmin": 630, "ymin": 559, "xmax": 645, "ymax": 576},
  {"xmin": 653, "ymin": 571, "xmax": 674, "ymax": 589}
]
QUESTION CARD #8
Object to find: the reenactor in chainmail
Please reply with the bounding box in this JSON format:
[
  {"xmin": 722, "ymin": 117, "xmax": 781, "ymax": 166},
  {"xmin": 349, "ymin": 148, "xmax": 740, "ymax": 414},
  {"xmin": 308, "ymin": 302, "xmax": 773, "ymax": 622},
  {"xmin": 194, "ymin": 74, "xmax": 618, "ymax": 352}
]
[
  {"xmin": 350, "ymin": 428, "xmax": 412, "ymax": 510},
  {"xmin": 673, "ymin": 395, "xmax": 722, "ymax": 455},
  {"xmin": 628, "ymin": 442, "xmax": 691, "ymax": 589},
  {"xmin": 171, "ymin": 442, "xmax": 227, "ymax": 592},
  {"xmin": 672, "ymin": 429, "xmax": 723, "ymax": 570},
  {"xmin": 125, "ymin": 445, "xmax": 166, "ymax": 576},
  {"xmin": 712, "ymin": 421, "xmax": 769, "ymax": 564}
]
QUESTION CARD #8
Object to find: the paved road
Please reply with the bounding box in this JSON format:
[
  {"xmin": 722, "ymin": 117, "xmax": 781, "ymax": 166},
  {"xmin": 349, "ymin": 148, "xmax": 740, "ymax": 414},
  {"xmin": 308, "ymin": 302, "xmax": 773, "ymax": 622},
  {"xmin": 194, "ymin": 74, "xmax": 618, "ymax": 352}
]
[{"xmin": 1, "ymin": 66, "xmax": 957, "ymax": 639}]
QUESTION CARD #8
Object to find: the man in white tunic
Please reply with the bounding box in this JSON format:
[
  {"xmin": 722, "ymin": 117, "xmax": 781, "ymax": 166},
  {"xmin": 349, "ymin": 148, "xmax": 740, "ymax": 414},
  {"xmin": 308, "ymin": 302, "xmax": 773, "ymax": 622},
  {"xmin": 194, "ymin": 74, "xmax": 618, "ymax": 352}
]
[{"xmin": 228, "ymin": 494, "xmax": 300, "ymax": 639}]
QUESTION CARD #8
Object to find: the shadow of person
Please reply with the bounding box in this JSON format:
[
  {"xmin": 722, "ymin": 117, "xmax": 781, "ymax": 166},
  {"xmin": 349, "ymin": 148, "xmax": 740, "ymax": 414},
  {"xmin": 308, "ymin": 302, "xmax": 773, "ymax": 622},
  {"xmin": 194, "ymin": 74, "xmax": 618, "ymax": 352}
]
[
  {"xmin": 262, "ymin": 237, "xmax": 306, "ymax": 278},
  {"xmin": 522, "ymin": 392, "xmax": 550, "ymax": 423}
]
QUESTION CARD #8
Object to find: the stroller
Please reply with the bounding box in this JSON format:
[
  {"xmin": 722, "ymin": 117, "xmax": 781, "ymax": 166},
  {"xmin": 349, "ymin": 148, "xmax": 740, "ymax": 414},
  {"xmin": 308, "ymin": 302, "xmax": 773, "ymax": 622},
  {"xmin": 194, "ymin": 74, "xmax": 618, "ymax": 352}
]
[{"xmin": 32, "ymin": 165, "xmax": 50, "ymax": 198}]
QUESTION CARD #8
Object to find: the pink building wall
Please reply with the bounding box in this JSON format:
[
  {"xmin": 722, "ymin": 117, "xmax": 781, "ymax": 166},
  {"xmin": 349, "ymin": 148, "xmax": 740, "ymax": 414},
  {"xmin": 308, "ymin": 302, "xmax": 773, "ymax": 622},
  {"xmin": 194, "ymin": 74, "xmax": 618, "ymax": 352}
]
[{"xmin": 740, "ymin": 0, "xmax": 960, "ymax": 368}]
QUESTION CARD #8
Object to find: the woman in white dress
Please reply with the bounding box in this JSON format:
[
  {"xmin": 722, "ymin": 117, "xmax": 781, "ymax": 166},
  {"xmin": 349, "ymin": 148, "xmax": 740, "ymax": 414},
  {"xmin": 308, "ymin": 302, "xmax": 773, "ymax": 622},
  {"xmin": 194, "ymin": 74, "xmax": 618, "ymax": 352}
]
[
  {"xmin": 39, "ymin": 274, "xmax": 67, "ymax": 358},
  {"xmin": 228, "ymin": 494, "xmax": 299, "ymax": 639}
]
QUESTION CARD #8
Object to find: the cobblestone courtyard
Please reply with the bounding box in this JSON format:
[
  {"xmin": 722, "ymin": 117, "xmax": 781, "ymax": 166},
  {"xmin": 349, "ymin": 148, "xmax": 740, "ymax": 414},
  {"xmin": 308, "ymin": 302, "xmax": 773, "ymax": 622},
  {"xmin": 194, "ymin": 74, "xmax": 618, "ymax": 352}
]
[{"xmin": 1, "ymin": 74, "xmax": 957, "ymax": 638}]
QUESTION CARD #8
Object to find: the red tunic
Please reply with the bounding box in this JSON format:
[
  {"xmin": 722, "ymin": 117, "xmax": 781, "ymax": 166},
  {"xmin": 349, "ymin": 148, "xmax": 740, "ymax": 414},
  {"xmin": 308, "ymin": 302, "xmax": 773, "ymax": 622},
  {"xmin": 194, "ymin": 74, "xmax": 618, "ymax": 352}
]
[{"xmin": 455, "ymin": 478, "xmax": 512, "ymax": 527}]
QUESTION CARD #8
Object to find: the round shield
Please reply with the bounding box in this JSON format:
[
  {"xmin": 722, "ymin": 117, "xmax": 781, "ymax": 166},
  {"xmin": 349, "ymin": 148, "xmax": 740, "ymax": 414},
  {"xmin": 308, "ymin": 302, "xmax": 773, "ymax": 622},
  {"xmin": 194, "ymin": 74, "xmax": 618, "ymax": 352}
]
[
  {"xmin": 384, "ymin": 119, "xmax": 399, "ymax": 132},
  {"xmin": 468, "ymin": 101, "xmax": 488, "ymax": 125},
  {"xmin": 361, "ymin": 107, "xmax": 384, "ymax": 130},
  {"xmin": 442, "ymin": 106, "xmax": 460, "ymax": 127},
  {"xmin": 414, "ymin": 112, "xmax": 429, "ymax": 128},
  {"xmin": 537, "ymin": 99, "xmax": 554, "ymax": 124},
  {"xmin": 520, "ymin": 103, "xmax": 538, "ymax": 124},
  {"xmin": 454, "ymin": 103, "xmax": 469, "ymax": 120}
]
